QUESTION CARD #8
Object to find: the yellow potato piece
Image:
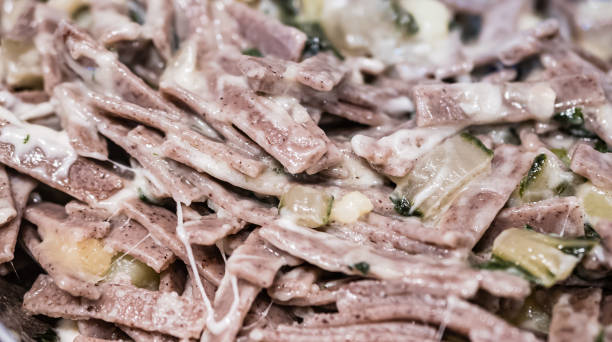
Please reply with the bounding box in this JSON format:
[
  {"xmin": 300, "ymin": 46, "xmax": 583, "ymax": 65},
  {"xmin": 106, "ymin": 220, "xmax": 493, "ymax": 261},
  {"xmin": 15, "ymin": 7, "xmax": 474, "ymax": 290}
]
[
  {"xmin": 330, "ymin": 191, "xmax": 373, "ymax": 224},
  {"xmin": 576, "ymin": 182, "xmax": 612, "ymax": 222}
]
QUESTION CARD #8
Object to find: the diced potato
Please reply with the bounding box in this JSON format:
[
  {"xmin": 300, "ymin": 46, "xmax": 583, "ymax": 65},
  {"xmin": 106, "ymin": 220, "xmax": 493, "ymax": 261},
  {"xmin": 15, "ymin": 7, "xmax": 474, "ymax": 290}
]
[
  {"xmin": 398, "ymin": 0, "xmax": 451, "ymax": 40},
  {"xmin": 0, "ymin": 39, "xmax": 43, "ymax": 88},
  {"xmin": 280, "ymin": 185, "xmax": 333, "ymax": 228},
  {"xmin": 508, "ymin": 292, "xmax": 550, "ymax": 334},
  {"xmin": 330, "ymin": 191, "xmax": 373, "ymax": 224},
  {"xmin": 492, "ymin": 228, "xmax": 596, "ymax": 287},
  {"xmin": 76, "ymin": 239, "xmax": 115, "ymax": 277},
  {"xmin": 105, "ymin": 255, "xmax": 160, "ymax": 290},
  {"xmin": 299, "ymin": 0, "xmax": 324, "ymax": 21},
  {"xmin": 576, "ymin": 182, "xmax": 612, "ymax": 223},
  {"xmin": 37, "ymin": 233, "xmax": 114, "ymax": 282},
  {"xmin": 393, "ymin": 133, "xmax": 493, "ymax": 219}
]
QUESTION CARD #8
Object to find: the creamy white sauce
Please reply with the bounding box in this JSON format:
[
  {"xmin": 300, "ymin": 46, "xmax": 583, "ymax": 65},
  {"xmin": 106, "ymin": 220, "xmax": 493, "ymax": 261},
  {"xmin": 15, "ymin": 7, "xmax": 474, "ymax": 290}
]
[
  {"xmin": 164, "ymin": 133, "xmax": 290, "ymax": 197},
  {"xmin": 330, "ymin": 153, "xmax": 385, "ymax": 188},
  {"xmin": 0, "ymin": 90, "xmax": 54, "ymax": 121},
  {"xmin": 351, "ymin": 124, "xmax": 461, "ymax": 176},
  {"xmin": 56, "ymin": 319, "xmax": 79, "ymax": 342},
  {"xmin": 275, "ymin": 217, "xmax": 406, "ymax": 279},
  {"xmin": 94, "ymin": 167, "xmax": 149, "ymax": 214},
  {"xmin": 505, "ymin": 82, "xmax": 556, "ymax": 121},
  {"xmin": 0, "ymin": 107, "xmax": 77, "ymax": 182},
  {"xmin": 458, "ymin": 84, "xmax": 503, "ymax": 120}
]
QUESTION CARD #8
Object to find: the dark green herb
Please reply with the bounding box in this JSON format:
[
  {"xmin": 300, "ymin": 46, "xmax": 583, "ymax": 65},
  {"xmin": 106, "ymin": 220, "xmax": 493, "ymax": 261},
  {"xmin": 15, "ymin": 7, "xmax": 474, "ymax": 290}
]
[
  {"xmin": 554, "ymin": 181, "xmax": 569, "ymax": 196},
  {"xmin": 524, "ymin": 224, "xmax": 535, "ymax": 231},
  {"xmin": 594, "ymin": 139, "xmax": 609, "ymax": 153},
  {"xmin": 352, "ymin": 261, "xmax": 370, "ymax": 275},
  {"xmin": 553, "ymin": 107, "xmax": 599, "ymax": 139},
  {"xmin": 35, "ymin": 329, "xmax": 58, "ymax": 342},
  {"xmin": 23, "ymin": 134, "xmax": 30, "ymax": 144},
  {"xmin": 137, "ymin": 187, "xmax": 161, "ymax": 205},
  {"xmin": 595, "ymin": 330, "xmax": 604, "ymax": 342},
  {"xmin": 127, "ymin": 0, "xmax": 146, "ymax": 25},
  {"xmin": 562, "ymin": 126, "xmax": 598, "ymax": 138},
  {"xmin": 390, "ymin": 196, "xmax": 422, "ymax": 217},
  {"xmin": 559, "ymin": 245, "xmax": 593, "ymax": 256},
  {"xmin": 553, "ymin": 107, "xmax": 584, "ymax": 126},
  {"xmin": 460, "ymin": 132, "xmax": 493, "ymax": 156},
  {"xmin": 242, "ymin": 48, "xmax": 263, "ymax": 57},
  {"xmin": 519, "ymin": 154, "xmax": 547, "ymax": 197},
  {"xmin": 584, "ymin": 223, "xmax": 601, "ymax": 240},
  {"xmin": 322, "ymin": 196, "xmax": 334, "ymax": 225},
  {"xmin": 272, "ymin": 0, "xmax": 300, "ymax": 17},
  {"xmin": 442, "ymin": 331, "xmax": 470, "ymax": 342},
  {"xmin": 391, "ymin": 1, "xmax": 419, "ymax": 35},
  {"xmin": 294, "ymin": 22, "xmax": 343, "ymax": 59},
  {"xmin": 271, "ymin": 0, "xmax": 343, "ymax": 60},
  {"xmin": 449, "ymin": 13, "xmax": 481, "ymax": 43},
  {"xmin": 171, "ymin": 29, "xmax": 180, "ymax": 52},
  {"xmin": 550, "ymin": 233, "xmax": 598, "ymax": 256}
]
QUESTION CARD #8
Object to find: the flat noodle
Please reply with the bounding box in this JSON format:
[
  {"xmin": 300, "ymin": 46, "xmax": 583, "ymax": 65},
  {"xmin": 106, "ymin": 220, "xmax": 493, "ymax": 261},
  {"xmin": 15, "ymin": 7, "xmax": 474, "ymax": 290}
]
[{"xmin": 2, "ymin": 1, "xmax": 611, "ymax": 340}]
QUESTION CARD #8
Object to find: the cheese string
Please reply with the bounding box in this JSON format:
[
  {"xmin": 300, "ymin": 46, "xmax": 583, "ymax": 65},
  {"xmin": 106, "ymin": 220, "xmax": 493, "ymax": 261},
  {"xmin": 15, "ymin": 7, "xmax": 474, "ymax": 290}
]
[{"xmin": 175, "ymin": 202, "xmax": 240, "ymax": 337}]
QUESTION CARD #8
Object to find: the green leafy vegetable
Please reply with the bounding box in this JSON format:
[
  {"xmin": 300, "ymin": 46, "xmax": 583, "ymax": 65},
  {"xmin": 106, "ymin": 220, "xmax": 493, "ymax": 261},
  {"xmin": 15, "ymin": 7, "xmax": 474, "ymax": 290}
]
[
  {"xmin": 352, "ymin": 261, "xmax": 370, "ymax": 275},
  {"xmin": 519, "ymin": 154, "xmax": 547, "ymax": 197},
  {"xmin": 391, "ymin": 1, "xmax": 419, "ymax": 35},
  {"xmin": 23, "ymin": 134, "xmax": 30, "ymax": 144},
  {"xmin": 242, "ymin": 48, "xmax": 263, "ymax": 57}
]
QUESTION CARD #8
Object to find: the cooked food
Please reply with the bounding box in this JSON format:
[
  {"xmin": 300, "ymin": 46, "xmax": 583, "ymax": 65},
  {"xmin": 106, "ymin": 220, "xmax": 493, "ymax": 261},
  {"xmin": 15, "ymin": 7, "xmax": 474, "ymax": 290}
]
[{"xmin": 0, "ymin": 0, "xmax": 612, "ymax": 341}]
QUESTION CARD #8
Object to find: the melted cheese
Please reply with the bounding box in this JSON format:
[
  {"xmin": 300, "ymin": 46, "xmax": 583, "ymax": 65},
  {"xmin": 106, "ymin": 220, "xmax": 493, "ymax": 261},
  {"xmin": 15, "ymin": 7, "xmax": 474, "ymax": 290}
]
[{"xmin": 175, "ymin": 202, "xmax": 241, "ymax": 338}]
